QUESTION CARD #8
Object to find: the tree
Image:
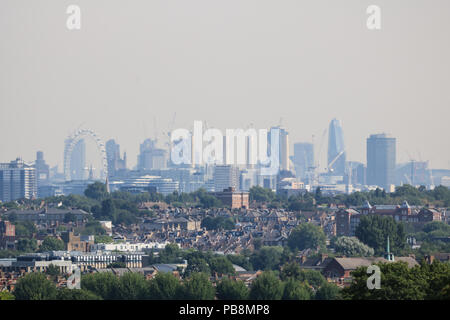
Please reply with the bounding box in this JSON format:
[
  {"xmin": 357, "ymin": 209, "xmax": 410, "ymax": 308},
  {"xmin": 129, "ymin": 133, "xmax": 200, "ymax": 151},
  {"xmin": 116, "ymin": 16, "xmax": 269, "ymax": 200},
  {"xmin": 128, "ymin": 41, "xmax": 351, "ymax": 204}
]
[
  {"xmin": 184, "ymin": 256, "xmax": 211, "ymax": 277},
  {"xmin": 14, "ymin": 273, "xmax": 57, "ymax": 300},
  {"xmin": 100, "ymin": 198, "xmax": 116, "ymax": 220},
  {"xmin": 342, "ymin": 262, "xmax": 432, "ymax": 300},
  {"xmin": 216, "ymin": 278, "xmax": 249, "ymax": 300},
  {"xmin": 355, "ymin": 215, "xmax": 406, "ymax": 255},
  {"xmin": 179, "ymin": 273, "xmax": 215, "ymax": 300},
  {"xmin": 117, "ymin": 272, "xmax": 149, "ymax": 300},
  {"xmin": 249, "ymin": 186, "xmax": 276, "ymax": 203},
  {"xmin": 287, "ymin": 223, "xmax": 326, "ymax": 251},
  {"xmin": 95, "ymin": 235, "xmax": 114, "ymax": 244},
  {"xmin": 282, "ymin": 279, "xmax": 312, "ymax": 300},
  {"xmin": 16, "ymin": 238, "xmax": 38, "ymax": 253},
  {"xmin": 315, "ymin": 282, "xmax": 341, "ymax": 300},
  {"xmin": 148, "ymin": 272, "xmax": 182, "ymax": 300},
  {"xmin": 39, "ymin": 237, "xmax": 65, "ymax": 252},
  {"xmin": 250, "ymin": 246, "xmax": 284, "ymax": 271},
  {"xmin": 57, "ymin": 288, "xmax": 102, "ymax": 300},
  {"xmin": 84, "ymin": 182, "xmax": 108, "ymax": 200},
  {"xmin": 333, "ymin": 236, "xmax": 375, "ymax": 257},
  {"xmin": 249, "ymin": 271, "xmax": 284, "ymax": 300},
  {"xmin": 209, "ymin": 256, "xmax": 235, "ymax": 276},
  {"xmin": 0, "ymin": 291, "xmax": 15, "ymax": 300},
  {"xmin": 45, "ymin": 264, "xmax": 61, "ymax": 278},
  {"xmin": 81, "ymin": 272, "xmax": 121, "ymax": 300}
]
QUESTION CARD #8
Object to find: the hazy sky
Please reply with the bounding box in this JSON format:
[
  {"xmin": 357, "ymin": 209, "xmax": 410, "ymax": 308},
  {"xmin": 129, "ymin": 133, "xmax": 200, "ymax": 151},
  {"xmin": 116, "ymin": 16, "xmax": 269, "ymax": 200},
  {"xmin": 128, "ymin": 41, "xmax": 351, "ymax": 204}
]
[{"xmin": 1, "ymin": 0, "xmax": 449, "ymax": 170}]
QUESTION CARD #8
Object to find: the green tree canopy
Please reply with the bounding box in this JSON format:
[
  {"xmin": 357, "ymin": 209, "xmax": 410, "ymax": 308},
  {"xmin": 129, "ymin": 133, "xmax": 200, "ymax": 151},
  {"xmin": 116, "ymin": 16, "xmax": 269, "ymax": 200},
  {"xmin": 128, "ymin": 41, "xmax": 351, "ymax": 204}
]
[
  {"xmin": 216, "ymin": 278, "xmax": 249, "ymax": 300},
  {"xmin": 355, "ymin": 215, "xmax": 406, "ymax": 255},
  {"xmin": 39, "ymin": 237, "xmax": 65, "ymax": 252},
  {"xmin": 84, "ymin": 182, "xmax": 108, "ymax": 201},
  {"xmin": 287, "ymin": 223, "xmax": 326, "ymax": 251},
  {"xmin": 333, "ymin": 236, "xmax": 375, "ymax": 257},
  {"xmin": 148, "ymin": 272, "xmax": 182, "ymax": 300},
  {"xmin": 14, "ymin": 273, "xmax": 57, "ymax": 300},
  {"xmin": 179, "ymin": 272, "xmax": 215, "ymax": 300},
  {"xmin": 282, "ymin": 278, "xmax": 312, "ymax": 300},
  {"xmin": 249, "ymin": 271, "xmax": 284, "ymax": 300}
]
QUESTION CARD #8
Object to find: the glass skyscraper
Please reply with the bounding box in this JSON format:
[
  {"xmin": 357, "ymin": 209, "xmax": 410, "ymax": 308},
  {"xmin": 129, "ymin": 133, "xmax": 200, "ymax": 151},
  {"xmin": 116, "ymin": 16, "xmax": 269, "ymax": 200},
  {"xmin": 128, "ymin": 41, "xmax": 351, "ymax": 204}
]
[
  {"xmin": 327, "ymin": 118, "xmax": 346, "ymax": 175},
  {"xmin": 366, "ymin": 133, "xmax": 396, "ymax": 190}
]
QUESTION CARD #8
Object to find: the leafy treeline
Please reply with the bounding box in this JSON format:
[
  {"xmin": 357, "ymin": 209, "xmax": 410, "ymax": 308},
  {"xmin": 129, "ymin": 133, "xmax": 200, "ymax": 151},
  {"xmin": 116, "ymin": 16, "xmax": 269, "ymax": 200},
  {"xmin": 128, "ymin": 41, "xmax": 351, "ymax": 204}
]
[
  {"xmin": 12, "ymin": 265, "xmax": 340, "ymax": 300},
  {"xmin": 343, "ymin": 260, "xmax": 450, "ymax": 300},
  {"xmin": 249, "ymin": 184, "xmax": 450, "ymax": 209}
]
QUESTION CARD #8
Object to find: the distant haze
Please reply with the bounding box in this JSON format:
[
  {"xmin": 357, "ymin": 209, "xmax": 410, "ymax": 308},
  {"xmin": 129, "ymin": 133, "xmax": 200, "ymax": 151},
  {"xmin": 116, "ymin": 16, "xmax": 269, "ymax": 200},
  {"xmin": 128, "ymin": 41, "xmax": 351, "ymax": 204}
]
[{"xmin": 1, "ymin": 0, "xmax": 449, "ymax": 170}]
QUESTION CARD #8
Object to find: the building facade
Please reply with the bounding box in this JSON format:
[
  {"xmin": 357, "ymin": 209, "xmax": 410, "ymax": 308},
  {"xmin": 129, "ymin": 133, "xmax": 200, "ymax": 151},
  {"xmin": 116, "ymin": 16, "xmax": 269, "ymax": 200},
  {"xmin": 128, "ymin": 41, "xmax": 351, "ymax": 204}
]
[
  {"xmin": 367, "ymin": 133, "xmax": 396, "ymax": 190},
  {"xmin": 0, "ymin": 158, "xmax": 37, "ymax": 202}
]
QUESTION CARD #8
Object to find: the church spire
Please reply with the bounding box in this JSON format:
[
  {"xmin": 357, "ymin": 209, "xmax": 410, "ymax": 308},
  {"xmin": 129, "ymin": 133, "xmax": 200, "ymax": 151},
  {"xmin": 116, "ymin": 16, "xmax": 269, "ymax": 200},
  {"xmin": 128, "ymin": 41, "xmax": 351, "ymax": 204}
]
[{"xmin": 385, "ymin": 236, "xmax": 394, "ymax": 261}]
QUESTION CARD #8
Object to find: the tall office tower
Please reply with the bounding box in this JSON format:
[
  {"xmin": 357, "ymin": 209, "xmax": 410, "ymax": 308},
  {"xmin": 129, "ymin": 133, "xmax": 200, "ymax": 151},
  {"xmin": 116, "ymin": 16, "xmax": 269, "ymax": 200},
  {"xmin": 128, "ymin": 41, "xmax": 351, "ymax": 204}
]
[
  {"xmin": 213, "ymin": 165, "xmax": 240, "ymax": 192},
  {"xmin": 35, "ymin": 151, "xmax": 50, "ymax": 184},
  {"xmin": 268, "ymin": 127, "xmax": 290, "ymax": 172},
  {"xmin": 327, "ymin": 118, "xmax": 346, "ymax": 175},
  {"xmin": 366, "ymin": 133, "xmax": 396, "ymax": 190},
  {"xmin": 137, "ymin": 139, "xmax": 167, "ymax": 171},
  {"xmin": 0, "ymin": 158, "xmax": 37, "ymax": 202},
  {"xmin": 70, "ymin": 139, "xmax": 86, "ymax": 180},
  {"xmin": 106, "ymin": 139, "xmax": 127, "ymax": 178},
  {"xmin": 293, "ymin": 143, "xmax": 314, "ymax": 181}
]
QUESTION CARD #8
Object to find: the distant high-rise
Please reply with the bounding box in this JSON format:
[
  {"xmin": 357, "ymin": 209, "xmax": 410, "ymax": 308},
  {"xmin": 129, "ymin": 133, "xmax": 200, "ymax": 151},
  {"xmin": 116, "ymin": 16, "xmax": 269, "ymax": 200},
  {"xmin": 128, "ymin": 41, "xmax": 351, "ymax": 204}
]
[
  {"xmin": 0, "ymin": 158, "xmax": 37, "ymax": 202},
  {"xmin": 268, "ymin": 126, "xmax": 290, "ymax": 172},
  {"xmin": 106, "ymin": 139, "xmax": 127, "ymax": 178},
  {"xmin": 367, "ymin": 133, "xmax": 396, "ymax": 190},
  {"xmin": 70, "ymin": 139, "xmax": 86, "ymax": 180},
  {"xmin": 35, "ymin": 151, "xmax": 50, "ymax": 184},
  {"xmin": 213, "ymin": 165, "xmax": 240, "ymax": 192},
  {"xmin": 327, "ymin": 119, "xmax": 346, "ymax": 175},
  {"xmin": 137, "ymin": 139, "xmax": 167, "ymax": 171},
  {"xmin": 293, "ymin": 143, "xmax": 314, "ymax": 181}
]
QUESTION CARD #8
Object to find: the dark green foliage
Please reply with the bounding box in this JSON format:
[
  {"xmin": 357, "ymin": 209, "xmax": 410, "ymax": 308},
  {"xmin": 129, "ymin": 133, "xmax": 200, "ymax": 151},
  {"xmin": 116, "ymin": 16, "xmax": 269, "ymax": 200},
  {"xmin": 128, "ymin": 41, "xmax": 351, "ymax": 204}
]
[
  {"xmin": 282, "ymin": 279, "xmax": 312, "ymax": 300},
  {"xmin": 117, "ymin": 272, "xmax": 149, "ymax": 300},
  {"xmin": 84, "ymin": 182, "xmax": 108, "ymax": 201},
  {"xmin": 315, "ymin": 282, "xmax": 341, "ymax": 300},
  {"xmin": 287, "ymin": 223, "xmax": 326, "ymax": 251},
  {"xmin": 14, "ymin": 273, "xmax": 57, "ymax": 300},
  {"xmin": 201, "ymin": 216, "xmax": 235, "ymax": 230},
  {"xmin": 216, "ymin": 278, "xmax": 249, "ymax": 300},
  {"xmin": 148, "ymin": 272, "xmax": 182, "ymax": 300},
  {"xmin": 81, "ymin": 272, "xmax": 121, "ymax": 300},
  {"xmin": 179, "ymin": 273, "xmax": 215, "ymax": 300},
  {"xmin": 209, "ymin": 256, "xmax": 235, "ymax": 276},
  {"xmin": 250, "ymin": 246, "xmax": 284, "ymax": 271},
  {"xmin": 16, "ymin": 238, "xmax": 38, "ymax": 253},
  {"xmin": 355, "ymin": 215, "xmax": 406, "ymax": 255},
  {"xmin": 249, "ymin": 271, "xmax": 284, "ymax": 300},
  {"xmin": 39, "ymin": 237, "xmax": 65, "ymax": 252},
  {"xmin": 57, "ymin": 288, "xmax": 102, "ymax": 300}
]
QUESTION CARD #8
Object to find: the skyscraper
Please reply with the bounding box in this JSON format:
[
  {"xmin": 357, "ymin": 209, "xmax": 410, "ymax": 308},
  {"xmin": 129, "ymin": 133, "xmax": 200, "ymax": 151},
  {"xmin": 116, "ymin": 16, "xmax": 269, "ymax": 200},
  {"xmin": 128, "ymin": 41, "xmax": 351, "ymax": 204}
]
[
  {"xmin": 293, "ymin": 142, "xmax": 314, "ymax": 181},
  {"xmin": 106, "ymin": 139, "xmax": 127, "ymax": 178},
  {"xmin": 137, "ymin": 139, "xmax": 167, "ymax": 171},
  {"xmin": 268, "ymin": 126, "xmax": 290, "ymax": 172},
  {"xmin": 35, "ymin": 151, "xmax": 50, "ymax": 183},
  {"xmin": 366, "ymin": 133, "xmax": 396, "ymax": 190},
  {"xmin": 213, "ymin": 165, "xmax": 240, "ymax": 192},
  {"xmin": 0, "ymin": 158, "xmax": 37, "ymax": 202},
  {"xmin": 69, "ymin": 139, "xmax": 86, "ymax": 180},
  {"xmin": 327, "ymin": 118, "xmax": 346, "ymax": 175}
]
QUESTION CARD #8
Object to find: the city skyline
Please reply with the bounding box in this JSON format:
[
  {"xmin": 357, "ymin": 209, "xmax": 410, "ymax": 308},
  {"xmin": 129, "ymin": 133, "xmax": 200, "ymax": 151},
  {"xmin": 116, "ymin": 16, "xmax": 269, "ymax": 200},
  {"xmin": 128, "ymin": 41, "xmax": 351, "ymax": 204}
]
[{"xmin": 1, "ymin": 1, "xmax": 450, "ymax": 170}]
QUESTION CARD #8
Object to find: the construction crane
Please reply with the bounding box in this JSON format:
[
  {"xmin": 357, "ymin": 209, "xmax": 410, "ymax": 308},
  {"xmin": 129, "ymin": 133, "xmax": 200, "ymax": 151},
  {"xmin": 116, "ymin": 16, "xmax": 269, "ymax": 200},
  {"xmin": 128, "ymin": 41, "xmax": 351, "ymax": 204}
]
[{"xmin": 327, "ymin": 150, "xmax": 345, "ymax": 173}]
